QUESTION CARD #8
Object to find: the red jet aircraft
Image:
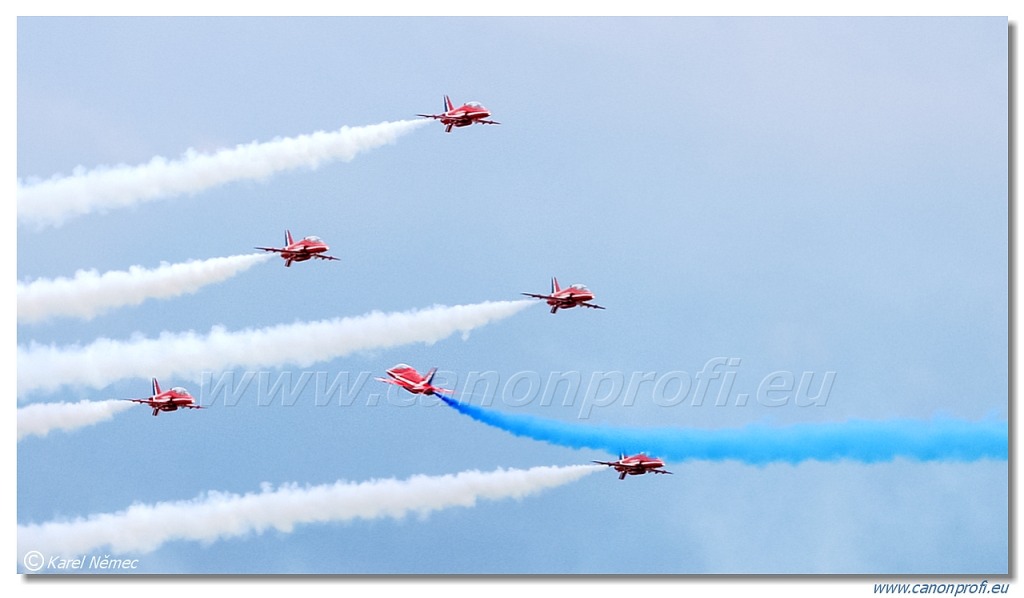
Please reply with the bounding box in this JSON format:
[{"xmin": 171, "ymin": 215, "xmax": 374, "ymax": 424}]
[
  {"xmin": 256, "ymin": 230, "xmax": 340, "ymax": 267},
  {"xmin": 418, "ymin": 95, "xmax": 500, "ymax": 133},
  {"xmin": 522, "ymin": 277, "xmax": 605, "ymax": 314},
  {"xmin": 125, "ymin": 378, "xmax": 204, "ymax": 417},
  {"xmin": 376, "ymin": 364, "xmax": 453, "ymax": 396},
  {"xmin": 593, "ymin": 453, "xmax": 673, "ymax": 480}
]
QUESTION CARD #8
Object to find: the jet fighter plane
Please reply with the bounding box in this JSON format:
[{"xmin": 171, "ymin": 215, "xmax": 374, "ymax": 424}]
[
  {"xmin": 376, "ymin": 364, "xmax": 453, "ymax": 396},
  {"xmin": 522, "ymin": 277, "xmax": 605, "ymax": 314},
  {"xmin": 418, "ymin": 95, "xmax": 500, "ymax": 133},
  {"xmin": 593, "ymin": 453, "xmax": 672, "ymax": 480},
  {"xmin": 256, "ymin": 230, "xmax": 340, "ymax": 267},
  {"xmin": 125, "ymin": 378, "xmax": 203, "ymax": 416}
]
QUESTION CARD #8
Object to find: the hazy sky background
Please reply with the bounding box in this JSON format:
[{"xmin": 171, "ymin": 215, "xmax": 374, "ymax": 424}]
[{"xmin": 13, "ymin": 12, "xmax": 1009, "ymax": 583}]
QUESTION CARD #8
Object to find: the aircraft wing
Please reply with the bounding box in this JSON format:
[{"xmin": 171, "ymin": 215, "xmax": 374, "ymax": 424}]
[
  {"xmin": 521, "ymin": 292, "xmax": 555, "ymax": 300},
  {"xmin": 591, "ymin": 460, "xmax": 619, "ymax": 467},
  {"xmin": 375, "ymin": 377, "xmax": 404, "ymax": 386},
  {"xmin": 126, "ymin": 398, "xmax": 162, "ymax": 407},
  {"xmin": 416, "ymin": 113, "xmax": 444, "ymax": 120},
  {"xmin": 181, "ymin": 405, "xmax": 205, "ymax": 410},
  {"xmin": 255, "ymin": 246, "xmax": 285, "ymax": 253},
  {"xmin": 312, "ymin": 254, "xmax": 341, "ymax": 261},
  {"xmin": 650, "ymin": 469, "xmax": 673, "ymax": 475},
  {"xmin": 580, "ymin": 302, "xmax": 606, "ymax": 310},
  {"xmin": 477, "ymin": 119, "xmax": 501, "ymax": 125}
]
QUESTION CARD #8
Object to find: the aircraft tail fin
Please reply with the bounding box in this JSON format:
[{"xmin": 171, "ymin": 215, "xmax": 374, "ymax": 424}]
[
  {"xmin": 152, "ymin": 378, "xmax": 161, "ymax": 396},
  {"xmin": 551, "ymin": 277, "xmax": 561, "ymax": 293},
  {"xmin": 444, "ymin": 95, "xmax": 454, "ymax": 112},
  {"xmin": 285, "ymin": 229, "xmax": 294, "ymax": 246},
  {"xmin": 424, "ymin": 367, "xmax": 437, "ymax": 385}
]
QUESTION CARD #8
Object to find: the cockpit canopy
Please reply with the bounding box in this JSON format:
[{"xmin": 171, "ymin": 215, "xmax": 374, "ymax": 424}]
[
  {"xmin": 569, "ymin": 284, "xmax": 589, "ymax": 291},
  {"xmin": 392, "ymin": 363, "xmax": 412, "ymax": 371},
  {"xmin": 303, "ymin": 235, "xmax": 322, "ymax": 242},
  {"xmin": 171, "ymin": 386, "xmax": 190, "ymax": 396},
  {"xmin": 465, "ymin": 101, "xmax": 483, "ymax": 108}
]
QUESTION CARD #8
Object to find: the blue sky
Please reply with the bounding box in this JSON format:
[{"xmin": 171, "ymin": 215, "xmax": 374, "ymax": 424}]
[{"xmin": 11, "ymin": 12, "xmax": 1010, "ymax": 586}]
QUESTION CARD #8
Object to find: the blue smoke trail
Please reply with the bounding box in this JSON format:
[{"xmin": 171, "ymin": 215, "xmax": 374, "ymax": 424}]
[{"xmin": 436, "ymin": 395, "xmax": 1006, "ymax": 464}]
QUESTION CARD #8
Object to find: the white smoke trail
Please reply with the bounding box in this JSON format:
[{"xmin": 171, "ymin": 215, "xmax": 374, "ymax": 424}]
[
  {"xmin": 18, "ymin": 464, "xmax": 600, "ymax": 557},
  {"xmin": 18, "ymin": 253, "xmax": 273, "ymax": 323},
  {"xmin": 17, "ymin": 399, "xmax": 135, "ymax": 441},
  {"xmin": 18, "ymin": 119, "xmax": 428, "ymax": 228},
  {"xmin": 17, "ymin": 299, "xmax": 534, "ymax": 397}
]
